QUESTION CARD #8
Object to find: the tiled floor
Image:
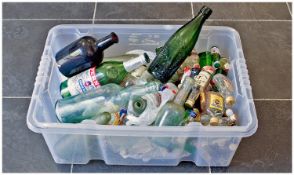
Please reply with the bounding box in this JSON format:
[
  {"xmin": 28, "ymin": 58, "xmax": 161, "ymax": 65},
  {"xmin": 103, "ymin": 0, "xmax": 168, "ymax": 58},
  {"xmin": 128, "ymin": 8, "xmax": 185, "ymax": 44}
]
[{"xmin": 2, "ymin": 2, "xmax": 292, "ymax": 173}]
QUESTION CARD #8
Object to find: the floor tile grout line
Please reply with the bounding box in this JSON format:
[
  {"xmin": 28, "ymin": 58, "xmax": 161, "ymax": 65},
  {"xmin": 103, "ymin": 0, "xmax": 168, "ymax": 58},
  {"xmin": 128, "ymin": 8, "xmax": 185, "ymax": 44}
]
[
  {"xmin": 191, "ymin": 2, "xmax": 194, "ymax": 18},
  {"xmin": 286, "ymin": 2, "xmax": 292, "ymax": 17},
  {"xmin": 92, "ymin": 2, "xmax": 97, "ymax": 24},
  {"xmin": 2, "ymin": 18, "xmax": 292, "ymax": 22}
]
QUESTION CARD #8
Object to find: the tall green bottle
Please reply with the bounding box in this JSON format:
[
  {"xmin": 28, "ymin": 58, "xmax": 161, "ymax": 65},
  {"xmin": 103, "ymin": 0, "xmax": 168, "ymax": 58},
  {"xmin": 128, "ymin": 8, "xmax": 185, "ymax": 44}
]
[
  {"xmin": 60, "ymin": 53, "xmax": 151, "ymax": 98},
  {"xmin": 147, "ymin": 6, "xmax": 212, "ymax": 83}
]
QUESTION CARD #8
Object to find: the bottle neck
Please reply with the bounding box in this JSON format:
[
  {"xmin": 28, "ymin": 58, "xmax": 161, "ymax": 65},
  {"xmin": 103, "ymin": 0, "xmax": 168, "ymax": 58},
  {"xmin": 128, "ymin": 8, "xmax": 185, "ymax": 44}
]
[
  {"xmin": 187, "ymin": 6, "xmax": 212, "ymax": 30},
  {"xmin": 173, "ymin": 77, "xmax": 194, "ymax": 106},
  {"xmin": 119, "ymin": 81, "xmax": 161, "ymax": 101},
  {"xmin": 96, "ymin": 32, "xmax": 119, "ymax": 50},
  {"xmin": 123, "ymin": 53, "xmax": 150, "ymax": 72}
]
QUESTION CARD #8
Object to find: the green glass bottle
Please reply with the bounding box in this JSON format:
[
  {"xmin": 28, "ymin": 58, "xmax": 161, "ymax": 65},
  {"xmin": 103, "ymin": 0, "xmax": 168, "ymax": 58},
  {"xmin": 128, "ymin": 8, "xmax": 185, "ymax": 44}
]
[
  {"xmin": 148, "ymin": 6, "xmax": 212, "ymax": 83},
  {"xmin": 60, "ymin": 53, "xmax": 151, "ymax": 98},
  {"xmin": 199, "ymin": 51, "xmax": 212, "ymax": 68},
  {"xmin": 56, "ymin": 81, "xmax": 161, "ymax": 123},
  {"xmin": 154, "ymin": 77, "xmax": 194, "ymax": 126}
]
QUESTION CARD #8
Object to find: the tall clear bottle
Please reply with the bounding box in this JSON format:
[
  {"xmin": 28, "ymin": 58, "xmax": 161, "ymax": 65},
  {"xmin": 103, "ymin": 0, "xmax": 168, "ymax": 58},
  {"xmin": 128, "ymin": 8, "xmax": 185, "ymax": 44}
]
[
  {"xmin": 55, "ymin": 32, "xmax": 119, "ymax": 77},
  {"xmin": 147, "ymin": 6, "xmax": 212, "ymax": 83},
  {"xmin": 56, "ymin": 82, "xmax": 161, "ymax": 123},
  {"xmin": 154, "ymin": 77, "xmax": 194, "ymax": 126}
]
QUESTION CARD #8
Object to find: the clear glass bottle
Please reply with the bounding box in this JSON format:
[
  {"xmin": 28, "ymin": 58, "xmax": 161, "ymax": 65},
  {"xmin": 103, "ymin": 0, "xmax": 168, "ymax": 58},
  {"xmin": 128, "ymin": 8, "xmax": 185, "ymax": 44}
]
[
  {"xmin": 202, "ymin": 91, "xmax": 225, "ymax": 118},
  {"xmin": 154, "ymin": 77, "xmax": 194, "ymax": 126},
  {"xmin": 185, "ymin": 66, "xmax": 215, "ymax": 108},
  {"xmin": 56, "ymin": 81, "xmax": 161, "ymax": 123},
  {"xmin": 126, "ymin": 83, "xmax": 178, "ymax": 126},
  {"xmin": 212, "ymin": 74, "xmax": 235, "ymax": 107},
  {"xmin": 120, "ymin": 66, "xmax": 147, "ymax": 87}
]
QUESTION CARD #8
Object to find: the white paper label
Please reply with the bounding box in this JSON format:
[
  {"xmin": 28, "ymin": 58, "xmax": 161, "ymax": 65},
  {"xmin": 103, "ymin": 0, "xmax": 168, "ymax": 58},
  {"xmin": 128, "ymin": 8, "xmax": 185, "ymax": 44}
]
[
  {"xmin": 195, "ymin": 71, "xmax": 210, "ymax": 88},
  {"xmin": 67, "ymin": 67, "xmax": 100, "ymax": 96}
]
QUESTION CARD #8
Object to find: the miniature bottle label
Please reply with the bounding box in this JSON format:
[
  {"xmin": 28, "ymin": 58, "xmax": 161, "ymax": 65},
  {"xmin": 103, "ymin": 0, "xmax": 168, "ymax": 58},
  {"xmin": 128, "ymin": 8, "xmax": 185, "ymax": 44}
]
[
  {"xmin": 195, "ymin": 71, "xmax": 210, "ymax": 88},
  {"xmin": 67, "ymin": 67, "xmax": 100, "ymax": 96},
  {"xmin": 209, "ymin": 93, "xmax": 224, "ymax": 111}
]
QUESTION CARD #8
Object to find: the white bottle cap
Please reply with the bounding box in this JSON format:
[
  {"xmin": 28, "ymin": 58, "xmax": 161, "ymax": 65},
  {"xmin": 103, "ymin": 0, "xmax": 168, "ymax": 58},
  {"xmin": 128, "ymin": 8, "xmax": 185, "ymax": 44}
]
[
  {"xmin": 125, "ymin": 50, "xmax": 156, "ymax": 67},
  {"xmin": 123, "ymin": 53, "xmax": 150, "ymax": 72},
  {"xmin": 225, "ymin": 109, "xmax": 234, "ymax": 117}
]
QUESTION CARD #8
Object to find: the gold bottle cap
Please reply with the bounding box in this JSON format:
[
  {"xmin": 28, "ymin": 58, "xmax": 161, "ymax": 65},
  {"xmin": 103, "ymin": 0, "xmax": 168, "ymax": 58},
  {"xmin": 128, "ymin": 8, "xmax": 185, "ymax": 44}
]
[
  {"xmin": 225, "ymin": 96, "xmax": 235, "ymax": 106},
  {"xmin": 210, "ymin": 117, "xmax": 219, "ymax": 126},
  {"xmin": 185, "ymin": 100, "xmax": 194, "ymax": 109}
]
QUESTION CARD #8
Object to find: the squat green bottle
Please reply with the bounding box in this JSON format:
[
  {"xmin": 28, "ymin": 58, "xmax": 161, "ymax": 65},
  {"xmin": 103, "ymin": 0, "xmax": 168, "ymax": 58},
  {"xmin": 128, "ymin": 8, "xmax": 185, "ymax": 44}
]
[
  {"xmin": 60, "ymin": 53, "xmax": 150, "ymax": 98},
  {"xmin": 148, "ymin": 6, "xmax": 212, "ymax": 83}
]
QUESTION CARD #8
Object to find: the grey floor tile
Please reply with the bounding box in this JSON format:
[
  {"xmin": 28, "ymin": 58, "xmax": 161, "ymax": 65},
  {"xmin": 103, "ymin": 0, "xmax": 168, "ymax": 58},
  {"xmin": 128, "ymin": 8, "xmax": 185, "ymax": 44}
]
[
  {"xmin": 193, "ymin": 2, "xmax": 291, "ymax": 20},
  {"xmin": 72, "ymin": 161, "xmax": 208, "ymax": 173},
  {"xmin": 2, "ymin": 98, "xmax": 71, "ymax": 172},
  {"xmin": 2, "ymin": 20, "xmax": 91, "ymax": 97},
  {"xmin": 95, "ymin": 2, "xmax": 192, "ymax": 20},
  {"xmin": 212, "ymin": 101, "xmax": 292, "ymax": 172},
  {"xmin": 205, "ymin": 21, "xmax": 291, "ymax": 99},
  {"xmin": 3, "ymin": 2, "xmax": 95, "ymax": 19}
]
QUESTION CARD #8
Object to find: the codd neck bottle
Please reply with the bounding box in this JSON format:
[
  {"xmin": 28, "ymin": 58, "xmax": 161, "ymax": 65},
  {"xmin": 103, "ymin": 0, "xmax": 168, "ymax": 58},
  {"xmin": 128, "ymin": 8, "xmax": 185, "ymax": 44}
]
[
  {"xmin": 148, "ymin": 6, "xmax": 212, "ymax": 83},
  {"xmin": 60, "ymin": 52, "xmax": 151, "ymax": 98},
  {"xmin": 55, "ymin": 32, "xmax": 119, "ymax": 77},
  {"xmin": 56, "ymin": 81, "xmax": 161, "ymax": 123},
  {"xmin": 210, "ymin": 46, "xmax": 221, "ymax": 69},
  {"xmin": 154, "ymin": 77, "xmax": 194, "ymax": 126}
]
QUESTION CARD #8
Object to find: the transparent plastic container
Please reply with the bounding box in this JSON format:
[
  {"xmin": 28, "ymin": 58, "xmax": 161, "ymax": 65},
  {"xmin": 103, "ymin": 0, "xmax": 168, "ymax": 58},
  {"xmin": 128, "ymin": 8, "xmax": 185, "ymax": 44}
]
[{"xmin": 26, "ymin": 24, "xmax": 258, "ymax": 167}]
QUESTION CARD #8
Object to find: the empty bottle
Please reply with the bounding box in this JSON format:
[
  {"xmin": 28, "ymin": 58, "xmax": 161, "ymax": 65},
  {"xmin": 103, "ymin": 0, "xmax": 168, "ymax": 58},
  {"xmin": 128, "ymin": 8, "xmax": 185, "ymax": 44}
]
[
  {"xmin": 148, "ymin": 6, "xmax": 212, "ymax": 83},
  {"xmin": 202, "ymin": 91, "xmax": 225, "ymax": 118},
  {"xmin": 126, "ymin": 83, "xmax": 178, "ymax": 126},
  {"xmin": 154, "ymin": 77, "xmax": 194, "ymax": 126},
  {"xmin": 120, "ymin": 66, "xmax": 147, "ymax": 87},
  {"xmin": 225, "ymin": 109, "xmax": 238, "ymax": 126},
  {"xmin": 55, "ymin": 32, "xmax": 119, "ymax": 77},
  {"xmin": 199, "ymin": 51, "xmax": 212, "ymax": 68},
  {"xmin": 212, "ymin": 74, "xmax": 235, "ymax": 107},
  {"xmin": 56, "ymin": 81, "xmax": 161, "ymax": 123},
  {"xmin": 185, "ymin": 66, "xmax": 215, "ymax": 108},
  {"xmin": 60, "ymin": 53, "xmax": 150, "ymax": 98},
  {"xmin": 210, "ymin": 46, "xmax": 221, "ymax": 69}
]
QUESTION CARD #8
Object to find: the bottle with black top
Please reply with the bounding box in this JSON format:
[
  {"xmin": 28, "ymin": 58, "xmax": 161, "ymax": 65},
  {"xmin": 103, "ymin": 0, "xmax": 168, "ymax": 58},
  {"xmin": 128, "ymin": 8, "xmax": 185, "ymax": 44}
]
[{"xmin": 55, "ymin": 32, "xmax": 119, "ymax": 77}]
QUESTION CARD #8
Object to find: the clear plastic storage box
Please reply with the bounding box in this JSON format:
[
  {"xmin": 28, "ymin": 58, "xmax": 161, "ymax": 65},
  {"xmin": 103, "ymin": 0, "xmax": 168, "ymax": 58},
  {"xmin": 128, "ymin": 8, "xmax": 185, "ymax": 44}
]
[{"xmin": 26, "ymin": 24, "xmax": 258, "ymax": 167}]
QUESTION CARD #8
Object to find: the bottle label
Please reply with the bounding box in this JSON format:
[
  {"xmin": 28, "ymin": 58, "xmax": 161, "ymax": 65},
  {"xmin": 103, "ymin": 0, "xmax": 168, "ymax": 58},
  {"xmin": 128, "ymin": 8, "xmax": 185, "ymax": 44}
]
[
  {"xmin": 67, "ymin": 67, "xmax": 100, "ymax": 96},
  {"xmin": 209, "ymin": 93, "xmax": 224, "ymax": 111},
  {"xmin": 195, "ymin": 71, "xmax": 210, "ymax": 88}
]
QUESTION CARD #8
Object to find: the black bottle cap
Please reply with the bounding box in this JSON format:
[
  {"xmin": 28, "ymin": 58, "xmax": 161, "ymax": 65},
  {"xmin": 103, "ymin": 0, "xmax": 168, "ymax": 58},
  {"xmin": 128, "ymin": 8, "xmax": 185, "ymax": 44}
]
[
  {"xmin": 199, "ymin": 6, "xmax": 212, "ymax": 18},
  {"xmin": 110, "ymin": 32, "xmax": 119, "ymax": 43},
  {"xmin": 143, "ymin": 53, "xmax": 151, "ymax": 63}
]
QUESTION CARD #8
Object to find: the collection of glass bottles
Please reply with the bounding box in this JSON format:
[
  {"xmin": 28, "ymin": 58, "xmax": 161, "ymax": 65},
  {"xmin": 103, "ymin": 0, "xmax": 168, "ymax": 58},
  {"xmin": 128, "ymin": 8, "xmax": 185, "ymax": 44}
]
[{"xmin": 53, "ymin": 6, "xmax": 237, "ymax": 127}]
